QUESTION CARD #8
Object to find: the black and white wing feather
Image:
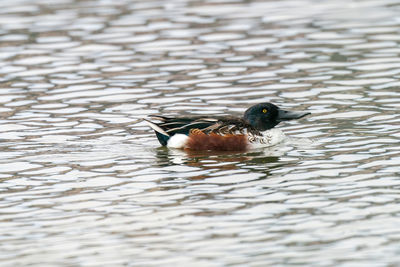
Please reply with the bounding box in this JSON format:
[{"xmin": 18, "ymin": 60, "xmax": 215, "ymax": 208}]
[{"xmin": 146, "ymin": 115, "xmax": 260, "ymax": 136}]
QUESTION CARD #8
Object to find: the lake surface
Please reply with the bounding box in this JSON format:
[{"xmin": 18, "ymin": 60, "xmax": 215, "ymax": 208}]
[{"xmin": 1, "ymin": 0, "xmax": 400, "ymax": 266}]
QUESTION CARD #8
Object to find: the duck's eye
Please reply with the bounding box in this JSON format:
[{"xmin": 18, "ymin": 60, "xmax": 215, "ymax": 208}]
[{"xmin": 262, "ymin": 108, "xmax": 268, "ymax": 114}]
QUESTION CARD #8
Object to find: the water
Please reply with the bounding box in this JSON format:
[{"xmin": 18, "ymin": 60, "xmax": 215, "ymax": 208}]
[{"xmin": 1, "ymin": 0, "xmax": 400, "ymax": 266}]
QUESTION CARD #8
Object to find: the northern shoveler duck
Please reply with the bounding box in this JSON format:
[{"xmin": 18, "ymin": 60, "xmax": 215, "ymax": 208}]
[{"xmin": 145, "ymin": 102, "xmax": 310, "ymax": 151}]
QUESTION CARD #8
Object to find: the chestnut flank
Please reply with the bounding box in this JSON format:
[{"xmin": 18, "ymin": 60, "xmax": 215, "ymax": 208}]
[{"xmin": 185, "ymin": 131, "xmax": 248, "ymax": 151}]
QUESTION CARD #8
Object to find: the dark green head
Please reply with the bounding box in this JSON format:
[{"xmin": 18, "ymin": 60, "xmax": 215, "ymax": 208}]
[{"xmin": 243, "ymin": 102, "xmax": 310, "ymax": 131}]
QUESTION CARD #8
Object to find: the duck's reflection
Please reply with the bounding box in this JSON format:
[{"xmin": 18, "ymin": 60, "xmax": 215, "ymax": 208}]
[{"xmin": 154, "ymin": 145, "xmax": 289, "ymax": 180}]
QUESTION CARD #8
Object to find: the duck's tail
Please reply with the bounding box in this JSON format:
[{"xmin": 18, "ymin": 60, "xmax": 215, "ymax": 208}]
[{"xmin": 144, "ymin": 119, "xmax": 170, "ymax": 146}]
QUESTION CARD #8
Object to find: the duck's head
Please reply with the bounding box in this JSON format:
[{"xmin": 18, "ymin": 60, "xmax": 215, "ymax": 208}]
[{"xmin": 243, "ymin": 102, "xmax": 310, "ymax": 131}]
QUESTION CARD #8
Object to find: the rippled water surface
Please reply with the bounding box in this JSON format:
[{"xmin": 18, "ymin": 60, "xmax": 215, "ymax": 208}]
[{"xmin": 1, "ymin": 0, "xmax": 400, "ymax": 266}]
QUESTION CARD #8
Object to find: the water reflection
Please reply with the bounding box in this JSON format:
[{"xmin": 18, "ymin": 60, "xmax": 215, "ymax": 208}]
[
  {"xmin": 154, "ymin": 143, "xmax": 312, "ymax": 186},
  {"xmin": 159, "ymin": 147, "xmax": 280, "ymax": 167}
]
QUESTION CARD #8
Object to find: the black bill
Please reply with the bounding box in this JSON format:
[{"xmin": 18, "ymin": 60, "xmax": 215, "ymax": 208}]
[{"xmin": 277, "ymin": 109, "xmax": 311, "ymax": 121}]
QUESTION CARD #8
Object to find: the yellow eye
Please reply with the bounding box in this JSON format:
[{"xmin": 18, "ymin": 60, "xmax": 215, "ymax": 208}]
[{"xmin": 262, "ymin": 108, "xmax": 268, "ymax": 113}]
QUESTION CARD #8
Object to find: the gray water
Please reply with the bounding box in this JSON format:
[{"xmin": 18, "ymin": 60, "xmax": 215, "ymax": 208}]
[{"xmin": 1, "ymin": 0, "xmax": 400, "ymax": 266}]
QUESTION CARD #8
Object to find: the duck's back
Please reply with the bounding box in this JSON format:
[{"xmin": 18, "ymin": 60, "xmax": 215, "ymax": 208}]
[{"xmin": 145, "ymin": 115, "xmax": 260, "ymax": 150}]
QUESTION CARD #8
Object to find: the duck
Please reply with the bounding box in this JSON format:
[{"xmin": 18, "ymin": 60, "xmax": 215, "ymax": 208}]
[{"xmin": 145, "ymin": 102, "xmax": 310, "ymax": 151}]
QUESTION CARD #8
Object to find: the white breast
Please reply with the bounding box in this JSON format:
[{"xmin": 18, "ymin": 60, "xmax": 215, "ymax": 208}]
[{"xmin": 248, "ymin": 128, "xmax": 286, "ymax": 149}]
